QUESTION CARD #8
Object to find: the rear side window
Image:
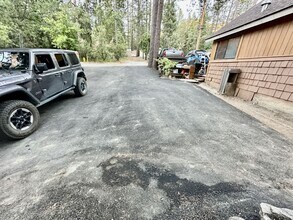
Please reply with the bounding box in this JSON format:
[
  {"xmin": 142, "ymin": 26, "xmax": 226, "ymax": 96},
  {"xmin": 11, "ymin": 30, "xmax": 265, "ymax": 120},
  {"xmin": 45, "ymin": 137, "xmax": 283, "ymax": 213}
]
[
  {"xmin": 67, "ymin": 53, "xmax": 80, "ymax": 65},
  {"xmin": 35, "ymin": 54, "xmax": 55, "ymax": 70},
  {"xmin": 55, "ymin": 54, "xmax": 68, "ymax": 67}
]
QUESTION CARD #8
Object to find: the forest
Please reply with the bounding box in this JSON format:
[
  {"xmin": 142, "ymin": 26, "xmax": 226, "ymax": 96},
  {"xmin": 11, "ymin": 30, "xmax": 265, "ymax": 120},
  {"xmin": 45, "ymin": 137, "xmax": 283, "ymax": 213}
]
[{"xmin": 0, "ymin": 0, "xmax": 258, "ymax": 62}]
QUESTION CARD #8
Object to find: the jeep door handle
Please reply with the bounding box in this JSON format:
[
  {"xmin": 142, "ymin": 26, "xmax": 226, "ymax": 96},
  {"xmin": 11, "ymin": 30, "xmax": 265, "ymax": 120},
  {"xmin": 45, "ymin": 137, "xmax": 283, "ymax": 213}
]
[
  {"xmin": 55, "ymin": 73, "xmax": 61, "ymax": 77},
  {"xmin": 37, "ymin": 77, "xmax": 42, "ymax": 82}
]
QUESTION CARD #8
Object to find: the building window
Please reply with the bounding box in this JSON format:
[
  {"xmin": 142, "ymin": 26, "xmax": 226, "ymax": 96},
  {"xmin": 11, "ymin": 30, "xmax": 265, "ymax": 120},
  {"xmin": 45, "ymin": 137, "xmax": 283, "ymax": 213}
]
[{"xmin": 215, "ymin": 37, "xmax": 241, "ymax": 59}]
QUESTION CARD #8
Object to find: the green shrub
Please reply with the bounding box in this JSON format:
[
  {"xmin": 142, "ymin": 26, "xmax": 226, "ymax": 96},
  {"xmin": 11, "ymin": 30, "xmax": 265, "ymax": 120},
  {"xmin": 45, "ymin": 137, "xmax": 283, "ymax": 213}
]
[{"xmin": 157, "ymin": 58, "xmax": 178, "ymax": 76}]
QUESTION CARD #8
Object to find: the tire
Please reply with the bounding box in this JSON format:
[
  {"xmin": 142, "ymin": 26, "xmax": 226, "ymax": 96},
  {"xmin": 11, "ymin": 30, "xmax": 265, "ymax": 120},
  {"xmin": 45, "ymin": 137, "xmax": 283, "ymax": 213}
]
[
  {"xmin": 0, "ymin": 100, "xmax": 40, "ymax": 140},
  {"xmin": 74, "ymin": 77, "xmax": 88, "ymax": 97}
]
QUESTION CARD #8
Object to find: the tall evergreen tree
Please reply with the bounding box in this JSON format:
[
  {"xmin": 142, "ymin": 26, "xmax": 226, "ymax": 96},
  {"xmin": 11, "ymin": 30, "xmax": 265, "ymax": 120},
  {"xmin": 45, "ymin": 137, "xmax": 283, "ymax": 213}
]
[
  {"xmin": 148, "ymin": 0, "xmax": 159, "ymax": 67},
  {"xmin": 152, "ymin": 0, "xmax": 164, "ymax": 68},
  {"xmin": 162, "ymin": 0, "xmax": 177, "ymax": 48}
]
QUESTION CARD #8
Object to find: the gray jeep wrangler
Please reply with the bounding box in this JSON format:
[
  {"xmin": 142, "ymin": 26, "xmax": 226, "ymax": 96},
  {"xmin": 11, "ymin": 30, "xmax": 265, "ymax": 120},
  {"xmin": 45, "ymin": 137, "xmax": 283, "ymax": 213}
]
[{"xmin": 0, "ymin": 49, "xmax": 88, "ymax": 140}]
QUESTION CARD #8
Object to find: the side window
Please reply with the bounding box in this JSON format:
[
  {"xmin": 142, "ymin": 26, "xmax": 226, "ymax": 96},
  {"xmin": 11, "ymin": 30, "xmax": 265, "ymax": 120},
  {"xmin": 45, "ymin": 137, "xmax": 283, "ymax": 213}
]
[
  {"xmin": 55, "ymin": 54, "xmax": 68, "ymax": 67},
  {"xmin": 215, "ymin": 37, "xmax": 241, "ymax": 59},
  {"xmin": 35, "ymin": 54, "xmax": 55, "ymax": 70},
  {"xmin": 215, "ymin": 40, "xmax": 228, "ymax": 59},
  {"xmin": 67, "ymin": 53, "xmax": 80, "ymax": 65},
  {"xmin": 224, "ymin": 37, "xmax": 241, "ymax": 59}
]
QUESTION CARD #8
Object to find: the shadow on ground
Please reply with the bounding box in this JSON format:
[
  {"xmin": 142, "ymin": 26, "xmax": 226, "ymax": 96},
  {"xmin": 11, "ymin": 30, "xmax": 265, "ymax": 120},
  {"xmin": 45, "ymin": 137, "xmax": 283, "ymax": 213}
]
[
  {"xmin": 98, "ymin": 156, "xmax": 260, "ymax": 220},
  {"xmin": 0, "ymin": 93, "xmax": 76, "ymax": 146},
  {"xmin": 100, "ymin": 156, "xmax": 243, "ymax": 206}
]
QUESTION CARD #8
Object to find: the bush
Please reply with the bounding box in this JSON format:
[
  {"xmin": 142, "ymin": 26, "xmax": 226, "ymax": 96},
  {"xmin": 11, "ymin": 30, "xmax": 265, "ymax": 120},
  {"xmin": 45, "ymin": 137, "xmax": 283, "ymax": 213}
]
[
  {"xmin": 109, "ymin": 43, "xmax": 126, "ymax": 61},
  {"xmin": 157, "ymin": 58, "xmax": 178, "ymax": 76}
]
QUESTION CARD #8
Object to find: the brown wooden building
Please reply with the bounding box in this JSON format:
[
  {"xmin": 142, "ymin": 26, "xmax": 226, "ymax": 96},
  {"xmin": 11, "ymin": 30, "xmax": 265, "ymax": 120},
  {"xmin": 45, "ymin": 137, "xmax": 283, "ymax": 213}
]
[{"xmin": 206, "ymin": 0, "xmax": 293, "ymax": 102}]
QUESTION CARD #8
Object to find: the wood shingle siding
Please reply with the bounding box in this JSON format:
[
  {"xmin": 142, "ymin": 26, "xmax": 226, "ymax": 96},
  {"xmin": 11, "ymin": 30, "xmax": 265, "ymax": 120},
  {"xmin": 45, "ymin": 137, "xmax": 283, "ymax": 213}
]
[{"xmin": 206, "ymin": 59, "xmax": 293, "ymax": 102}]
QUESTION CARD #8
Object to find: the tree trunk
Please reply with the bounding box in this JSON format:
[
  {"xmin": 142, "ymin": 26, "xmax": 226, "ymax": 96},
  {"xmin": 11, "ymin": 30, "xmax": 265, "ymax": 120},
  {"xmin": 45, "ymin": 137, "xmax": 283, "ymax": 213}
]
[
  {"xmin": 145, "ymin": 0, "xmax": 148, "ymax": 33},
  {"xmin": 210, "ymin": 11, "xmax": 215, "ymax": 33},
  {"xmin": 152, "ymin": 0, "xmax": 164, "ymax": 68},
  {"xmin": 148, "ymin": 0, "xmax": 158, "ymax": 67},
  {"xmin": 127, "ymin": 0, "xmax": 131, "ymax": 48},
  {"xmin": 114, "ymin": 0, "xmax": 118, "ymax": 44},
  {"xmin": 232, "ymin": 0, "xmax": 239, "ymax": 20},
  {"xmin": 136, "ymin": 0, "xmax": 141, "ymax": 57},
  {"xmin": 131, "ymin": 0, "xmax": 135, "ymax": 51},
  {"xmin": 148, "ymin": 0, "xmax": 151, "ymax": 33},
  {"xmin": 214, "ymin": 12, "xmax": 220, "ymax": 32},
  {"xmin": 196, "ymin": 0, "xmax": 207, "ymax": 50},
  {"xmin": 225, "ymin": 0, "xmax": 233, "ymax": 24}
]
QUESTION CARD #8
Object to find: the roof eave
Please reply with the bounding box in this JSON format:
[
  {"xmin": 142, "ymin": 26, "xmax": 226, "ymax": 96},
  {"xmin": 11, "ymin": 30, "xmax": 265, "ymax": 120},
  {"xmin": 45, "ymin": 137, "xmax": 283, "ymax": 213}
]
[{"xmin": 206, "ymin": 6, "xmax": 293, "ymax": 42}]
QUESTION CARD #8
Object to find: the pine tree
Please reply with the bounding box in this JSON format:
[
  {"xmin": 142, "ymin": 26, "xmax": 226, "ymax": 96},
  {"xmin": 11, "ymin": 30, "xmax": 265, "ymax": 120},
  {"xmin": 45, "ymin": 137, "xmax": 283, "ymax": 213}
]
[
  {"xmin": 162, "ymin": 0, "xmax": 177, "ymax": 48},
  {"xmin": 148, "ymin": 0, "xmax": 159, "ymax": 67}
]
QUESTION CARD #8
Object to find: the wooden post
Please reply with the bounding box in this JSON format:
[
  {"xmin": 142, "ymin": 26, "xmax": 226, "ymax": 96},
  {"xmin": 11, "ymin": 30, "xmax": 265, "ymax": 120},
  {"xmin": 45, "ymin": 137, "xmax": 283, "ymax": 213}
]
[{"xmin": 189, "ymin": 65, "xmax": 195, "ymax": 79}]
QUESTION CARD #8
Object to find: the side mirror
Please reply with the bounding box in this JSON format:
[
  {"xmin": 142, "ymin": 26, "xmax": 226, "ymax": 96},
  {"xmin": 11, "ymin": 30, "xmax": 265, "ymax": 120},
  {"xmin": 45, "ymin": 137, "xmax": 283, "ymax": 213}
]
[{"xmin": 35, "ymin": 63, "xmax": 48, "ymax": 73}]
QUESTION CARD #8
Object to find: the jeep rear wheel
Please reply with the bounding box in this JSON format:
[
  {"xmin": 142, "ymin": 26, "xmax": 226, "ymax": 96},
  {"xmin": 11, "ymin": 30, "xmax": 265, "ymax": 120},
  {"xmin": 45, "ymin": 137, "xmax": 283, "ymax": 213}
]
[
  {"xmin": 74, "ymin": 77, "xmax": 88, "ymax": 97},
  {"xmin": 0, "ymin": 100, "xmax": 40, "ymax": 140}
]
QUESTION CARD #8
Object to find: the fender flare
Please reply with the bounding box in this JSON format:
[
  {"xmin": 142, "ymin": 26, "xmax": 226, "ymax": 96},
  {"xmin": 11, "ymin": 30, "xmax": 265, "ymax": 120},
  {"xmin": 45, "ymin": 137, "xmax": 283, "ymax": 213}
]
[
  {"xmin": 0, "ymin": 85, "xmax": 40, "ymax": 105},
  {"xmin": 73, "ymin": 71, "xmax": 87, "ymax": 86}
]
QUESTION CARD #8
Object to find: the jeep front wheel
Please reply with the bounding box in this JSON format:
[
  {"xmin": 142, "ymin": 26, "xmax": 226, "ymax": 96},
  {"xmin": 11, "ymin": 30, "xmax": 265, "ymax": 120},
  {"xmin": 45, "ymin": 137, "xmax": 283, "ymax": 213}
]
[
  {"xmin": 0, "ymin": 100, "xmax": 40, "ymax": 140},
  {"xmin": 74, "ymin": 77, "xmax": 88, "ymax": 97}
]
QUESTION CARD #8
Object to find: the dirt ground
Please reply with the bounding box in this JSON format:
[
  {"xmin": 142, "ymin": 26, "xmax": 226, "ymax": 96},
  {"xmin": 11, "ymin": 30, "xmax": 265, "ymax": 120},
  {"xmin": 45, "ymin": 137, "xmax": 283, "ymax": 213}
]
[{"xmin": 198, "ymin": 83, "xmax": 293, "ymax": 140}]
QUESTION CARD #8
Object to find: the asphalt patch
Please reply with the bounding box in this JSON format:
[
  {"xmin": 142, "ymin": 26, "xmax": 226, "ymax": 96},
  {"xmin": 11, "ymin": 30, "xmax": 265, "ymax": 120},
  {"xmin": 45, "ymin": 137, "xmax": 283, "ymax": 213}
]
[{"xmin": 99, "ymin": 156, "xmax": 260, "ymax": 219}]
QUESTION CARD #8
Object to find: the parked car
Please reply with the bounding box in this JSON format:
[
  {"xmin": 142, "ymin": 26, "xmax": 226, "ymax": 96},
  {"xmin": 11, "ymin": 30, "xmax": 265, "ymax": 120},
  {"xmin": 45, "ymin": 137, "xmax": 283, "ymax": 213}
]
[
  {"xmin": 185, "ymin": 51, "xmax": 201, "ymax": 65},
  {"xmin": 196, "ymin": 50, "xmax": 210, "ymax": 64},
  {"xmin": 0, "ymin": 48, "xmax": 88, "ymax": 139},
  {"xmin": 158, "ymin": 48, "xmax": 186, "ymax": 63},
  {"xmin": 186, "ymin": 50, "xmax": 209, "ymax": 65}
]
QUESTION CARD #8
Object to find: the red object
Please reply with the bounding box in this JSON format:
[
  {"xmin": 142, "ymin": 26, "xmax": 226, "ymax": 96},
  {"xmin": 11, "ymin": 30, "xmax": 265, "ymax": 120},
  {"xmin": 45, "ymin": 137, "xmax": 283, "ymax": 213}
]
[
  {"xmin": 181, "ymin": 52, "xmax": 184, "ymax": 57},
  {"xmin": 163, "ymin": 51, "xmax": 166, "ymax": 57}
]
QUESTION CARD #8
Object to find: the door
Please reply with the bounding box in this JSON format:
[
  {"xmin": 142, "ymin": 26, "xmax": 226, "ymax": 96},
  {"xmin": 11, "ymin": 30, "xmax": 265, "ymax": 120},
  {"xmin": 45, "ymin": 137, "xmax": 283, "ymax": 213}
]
[
  {"xmin": 54, "ymin": 53, "xmax": 73, "ymax": 89},
  {"xmin": 35, "ymin": 54, "xmax": 64, "ymax": 100}
]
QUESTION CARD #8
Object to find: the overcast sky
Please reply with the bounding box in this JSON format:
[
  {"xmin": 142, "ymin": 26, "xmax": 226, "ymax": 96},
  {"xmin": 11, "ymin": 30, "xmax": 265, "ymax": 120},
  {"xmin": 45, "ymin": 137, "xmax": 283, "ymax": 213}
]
[{"xmin": 176, "ymin": 0, "xmax": 199, "ymax": 19}]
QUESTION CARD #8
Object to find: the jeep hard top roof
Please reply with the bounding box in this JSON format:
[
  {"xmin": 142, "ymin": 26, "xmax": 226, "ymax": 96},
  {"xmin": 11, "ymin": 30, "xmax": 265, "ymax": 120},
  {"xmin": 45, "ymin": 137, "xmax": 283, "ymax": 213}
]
[{"xmin": 0, "ymin": 48, "xmax": 77, "ymax": 53}]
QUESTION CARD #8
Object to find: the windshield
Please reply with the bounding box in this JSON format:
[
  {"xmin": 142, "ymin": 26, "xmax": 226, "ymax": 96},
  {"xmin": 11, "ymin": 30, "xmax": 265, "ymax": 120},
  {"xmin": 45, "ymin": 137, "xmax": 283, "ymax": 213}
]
[{"xmin": 0, "ymin": 51, "xmax": 30, "ymax": 73}]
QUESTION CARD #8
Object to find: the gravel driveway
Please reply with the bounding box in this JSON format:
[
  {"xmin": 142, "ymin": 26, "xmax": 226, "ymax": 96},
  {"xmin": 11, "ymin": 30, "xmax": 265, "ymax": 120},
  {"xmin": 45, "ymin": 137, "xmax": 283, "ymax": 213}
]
[{"xmin": 0, "ymin": 63, "xmax": 292, "ymax": 219}]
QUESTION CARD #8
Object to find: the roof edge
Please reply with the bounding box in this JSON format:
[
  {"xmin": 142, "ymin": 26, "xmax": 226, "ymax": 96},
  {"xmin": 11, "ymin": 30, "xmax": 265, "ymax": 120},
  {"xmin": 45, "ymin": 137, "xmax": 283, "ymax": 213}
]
[{"xmin": 206, "ymin": 6, "xmax": 293, "ymax": 42}]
